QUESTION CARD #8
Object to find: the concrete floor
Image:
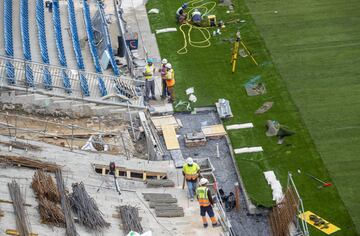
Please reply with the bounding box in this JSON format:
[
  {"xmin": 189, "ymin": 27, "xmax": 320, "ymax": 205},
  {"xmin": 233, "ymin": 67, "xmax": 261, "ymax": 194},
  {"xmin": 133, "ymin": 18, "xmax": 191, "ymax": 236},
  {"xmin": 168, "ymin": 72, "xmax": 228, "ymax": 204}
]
[
  {"xmin": 0, "ymin": 135, "xmax": 223, "ymax": 235},
  {"xmin": 173, "ymin": 111, "xmax": 271, "ymax": 235}
]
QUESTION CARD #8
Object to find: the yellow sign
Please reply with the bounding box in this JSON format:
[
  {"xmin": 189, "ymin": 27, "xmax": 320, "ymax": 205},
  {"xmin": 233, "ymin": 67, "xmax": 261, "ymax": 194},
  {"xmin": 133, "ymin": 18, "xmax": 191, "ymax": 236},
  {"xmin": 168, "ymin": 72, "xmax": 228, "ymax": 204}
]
[{"xmin": 298, "ymin": 211, "xmax": 341, "ymax": 235}]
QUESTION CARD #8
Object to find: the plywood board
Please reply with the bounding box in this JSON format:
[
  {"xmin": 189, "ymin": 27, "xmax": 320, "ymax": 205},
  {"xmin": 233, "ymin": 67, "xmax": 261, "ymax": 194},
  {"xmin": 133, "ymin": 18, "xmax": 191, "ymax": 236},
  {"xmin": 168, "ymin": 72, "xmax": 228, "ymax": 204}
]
[
  {"xmin": 151, "ymin": 115, "xmax": 180, "ymax": 132},
  {"xmin": 201, "ymin": 124, "xmax": 226, "ymax": 137},
  {"xmin": 162, "ymin": 125, "xmax": 180, "ymax": 150}
]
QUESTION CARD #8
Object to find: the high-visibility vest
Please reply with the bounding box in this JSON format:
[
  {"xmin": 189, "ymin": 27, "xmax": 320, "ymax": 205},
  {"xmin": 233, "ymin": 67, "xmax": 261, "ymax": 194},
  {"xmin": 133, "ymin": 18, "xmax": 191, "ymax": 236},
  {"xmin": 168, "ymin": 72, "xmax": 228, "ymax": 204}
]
[
  {"xmin": 166, "ymin": 69, "xmax": 175, "ymax": 87},
  {"xmin": 196, "ymin": 186, "xmax": 210, "ymax": 207},
  {"xmin": 183, "ymin": 163, "xmax": 199, "ymax": 180},
  {"xmin": 144, "ymin": 65, "xmax": 154, "ymax": 80}
]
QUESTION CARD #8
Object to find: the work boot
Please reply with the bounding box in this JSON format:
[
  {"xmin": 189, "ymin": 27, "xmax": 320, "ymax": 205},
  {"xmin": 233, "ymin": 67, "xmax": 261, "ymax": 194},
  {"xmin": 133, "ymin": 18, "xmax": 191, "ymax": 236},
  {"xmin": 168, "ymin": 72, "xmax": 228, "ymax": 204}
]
[
  {"xmin": 151, "ymin": 96, "xmax": 157, "ymax": 101},
  {"xmin": 203, "ymin": 223, "xmax": 208, "ymax": 228},
  {"xmin": 212, "ymin": 222, "xmax": 221, "ymax": 228},
  {"xmin": 190, "ymin": 198, "xmax": 194, "ymax": 202}
]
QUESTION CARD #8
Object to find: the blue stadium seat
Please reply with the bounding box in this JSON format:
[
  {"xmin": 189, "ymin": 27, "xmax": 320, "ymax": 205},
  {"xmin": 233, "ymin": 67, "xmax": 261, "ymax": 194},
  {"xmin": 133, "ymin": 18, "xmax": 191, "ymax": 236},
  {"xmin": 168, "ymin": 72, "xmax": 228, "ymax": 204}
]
[{"xmin": 67, "ymin": 0, "xmax": 90, "ymax": 96}]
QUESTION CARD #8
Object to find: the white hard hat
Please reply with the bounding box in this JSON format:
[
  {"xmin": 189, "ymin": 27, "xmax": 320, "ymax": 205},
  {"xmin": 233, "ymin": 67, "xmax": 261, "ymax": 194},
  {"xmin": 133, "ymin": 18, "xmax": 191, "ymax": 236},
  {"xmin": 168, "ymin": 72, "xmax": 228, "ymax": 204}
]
[
  {"xmin": 186, "ymin": 157, "xmax": 193, "ymax": 165},
  {"xmin": 199, "ymin": 178, "xmax": 209, "ymax": 186},
  {"xmin": 165, "ymin": 63, "xmax": 172, "ymax": 69},
  {"xmin": 162, "ymin": 58, "xmax": 168, "ymax": 64}
]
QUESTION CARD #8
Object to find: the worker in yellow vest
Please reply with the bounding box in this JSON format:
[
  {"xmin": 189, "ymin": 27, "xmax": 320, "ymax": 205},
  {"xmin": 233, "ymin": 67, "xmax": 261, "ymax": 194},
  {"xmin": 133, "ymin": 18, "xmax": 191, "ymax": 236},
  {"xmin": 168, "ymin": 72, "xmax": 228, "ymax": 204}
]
[
  {"xmin": 165, "ymin": 63, "xmax": 175, "ymax": 103},
  {"xmin": 196, "ymin": 178, "xmax": 219, "ymax": 228},
  {"xmin": 182, "ymin": 157, "xmax": 200, "ymax": 201},
  {"xmin": 143, "ymin": 58, "xmax": 156, "ymax": 101}
]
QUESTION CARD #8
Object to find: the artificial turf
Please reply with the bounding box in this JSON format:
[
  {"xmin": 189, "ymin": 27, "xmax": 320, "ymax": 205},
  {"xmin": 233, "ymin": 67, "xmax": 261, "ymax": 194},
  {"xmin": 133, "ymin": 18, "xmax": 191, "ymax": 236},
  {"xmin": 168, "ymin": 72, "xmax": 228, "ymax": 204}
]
[{"xmin": 146, "ymin": 0, "xmax": 358, "ymax": 235}]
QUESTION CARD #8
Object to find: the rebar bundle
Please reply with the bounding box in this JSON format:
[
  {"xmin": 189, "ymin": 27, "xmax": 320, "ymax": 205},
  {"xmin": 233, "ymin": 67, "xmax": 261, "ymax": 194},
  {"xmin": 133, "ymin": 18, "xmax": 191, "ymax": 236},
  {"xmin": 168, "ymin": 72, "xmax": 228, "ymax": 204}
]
[
  {"xmin": 8, "ymin": 180, "xmax": 30, "ymax": 236},
  {"xmin": 117, "ymin": 205, "xmax": 143, "ymax": 234},
  {"xmin": 55, "ymin": 170, "xmax": 77, "ymax": 236},
  {"xmin": 0, "ymin": 155, "xmax": 60, "ymax": 172},
  {"xmin": 32, "ymin": 170, "xmax": 60, "ymax": 202},
  {"xmin": 69, "ymin": 182, "xmax": 109, "ymax": 230},
  {"xmin": 31, "ymin": 170, "xmax": 64, "ymax": 227},
  {"xmin": 38, "ymin": 197, "xmax": 65, "ymax": 227}
]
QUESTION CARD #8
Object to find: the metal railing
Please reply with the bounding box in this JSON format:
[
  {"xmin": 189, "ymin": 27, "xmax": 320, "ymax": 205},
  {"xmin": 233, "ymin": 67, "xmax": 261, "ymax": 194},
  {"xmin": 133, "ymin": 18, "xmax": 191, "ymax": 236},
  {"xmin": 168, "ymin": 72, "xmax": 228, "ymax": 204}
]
[
  {"xmin": 0, "ymin": 55, "xmax": 145, "ymax": 106},
  {"xmin": 287, "ymin": 172, "xmax": 310, "ymax": 236}
]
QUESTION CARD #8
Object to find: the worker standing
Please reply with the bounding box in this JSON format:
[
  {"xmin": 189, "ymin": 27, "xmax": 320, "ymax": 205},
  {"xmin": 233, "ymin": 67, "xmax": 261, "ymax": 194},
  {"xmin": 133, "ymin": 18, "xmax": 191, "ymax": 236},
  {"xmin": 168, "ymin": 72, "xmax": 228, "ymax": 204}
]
[
  {"xmin": 165, "ymin": 63, "xmax": 175, "ymax": 103},
  {"xmin": 176, "ymin": 3, "xmax": 188, "ymax": 24},
  {"xmin": 143, "ymin": 58, "xmax": 156, "ymax": 101},
  {"xmin": 182, "ymin": 157, "xmax": 200, "ymax": 201},
  {"xmin": 159, "ymin": 58, "xmax": 168, "ymax": 99},
  {"xmin": 196, "ymin": 178, "xmax": 220, "ymax": 228}
]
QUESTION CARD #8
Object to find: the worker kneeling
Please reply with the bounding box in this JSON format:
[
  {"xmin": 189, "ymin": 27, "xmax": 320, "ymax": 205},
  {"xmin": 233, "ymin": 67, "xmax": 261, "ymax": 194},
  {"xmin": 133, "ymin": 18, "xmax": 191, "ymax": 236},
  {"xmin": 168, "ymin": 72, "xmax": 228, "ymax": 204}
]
[
  {"xmin": 196, "ymin": 178, "xmax": 220, "ymax": 228},
  {"xmin": 176, "ymin": 3, "xmax": 188, "ymax": 24},
  {"xmin": 191, "ymin": 9, "xmax": 202, "ymax": 26}
]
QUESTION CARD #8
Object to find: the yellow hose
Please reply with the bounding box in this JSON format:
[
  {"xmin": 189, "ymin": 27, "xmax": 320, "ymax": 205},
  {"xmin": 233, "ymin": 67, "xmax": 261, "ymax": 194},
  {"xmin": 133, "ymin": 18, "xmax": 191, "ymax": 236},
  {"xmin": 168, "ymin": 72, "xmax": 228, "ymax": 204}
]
[{"xmin": 177, "ymin": 0, "xmax": 217, "ymax": 55}]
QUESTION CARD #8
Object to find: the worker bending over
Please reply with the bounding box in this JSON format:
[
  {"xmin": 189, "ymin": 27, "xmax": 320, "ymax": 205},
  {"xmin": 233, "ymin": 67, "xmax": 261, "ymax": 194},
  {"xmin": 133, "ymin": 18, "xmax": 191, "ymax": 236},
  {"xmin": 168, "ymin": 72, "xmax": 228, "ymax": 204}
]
[
  {"xmin": 191, "ymin": 9, "xmax": 202, "ymax": 26},
  {"xmin": 159, "ymin": 58, "xmax": 168, "ymax": 99},
  {"xmin": 143, "ymin": 58, "xmax": 156, "ymax": 101},
  {"xmin": 196, "ymin": 178, "xmax": 219, "ymax": 228},
  {"xmin": 182, "ymin": 157, "xmax": 200, "ymax": 201},
  {"xmin": 165, "ymin": 63, "xmax": 175, "ymax": 103},
  {"xmin": 176, "ymin": 3, "xmax": 188, "ymax": 24}
]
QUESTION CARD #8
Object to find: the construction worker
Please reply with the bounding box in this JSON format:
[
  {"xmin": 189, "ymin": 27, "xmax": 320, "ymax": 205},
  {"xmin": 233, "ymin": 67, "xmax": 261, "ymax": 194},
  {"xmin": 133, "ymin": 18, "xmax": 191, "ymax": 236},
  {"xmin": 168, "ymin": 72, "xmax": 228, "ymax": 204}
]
[
  {"xmin": 196, "ymin": 178, "xmax": 219, "ymax": 228},
  {"xmin": 159, "ymin": 58, "xmax": 168, "ymax": 99},
  {"xmin": 191, "ymin": 9, "xmax": 202, "ymax": 26},
  {"xmin": 182, "ymin": 157, "xmax": 200, "ymax": 201},
  {"xmin": 165, "ymin": 63, "xmax": 175, "ymax": 103},
  {"xmin": 143, "ymin": 58, "xmax": 156, "ymax": 101},
  {"xmin": 176, "ymin": 3, "xmax": 188, "ymax": 24}
]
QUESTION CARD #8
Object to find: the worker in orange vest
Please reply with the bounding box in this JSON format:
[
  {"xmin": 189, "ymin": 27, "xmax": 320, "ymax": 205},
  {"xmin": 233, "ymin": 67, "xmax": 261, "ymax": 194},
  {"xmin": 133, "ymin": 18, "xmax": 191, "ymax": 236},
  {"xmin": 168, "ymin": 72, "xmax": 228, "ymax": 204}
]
[
  {"xmin": 165, "ymin": 63, "xmax": 175, "ymax": 103},
  {"xmin": 196, "ymin": 178, "xmax": 220, "ymax": 228}
]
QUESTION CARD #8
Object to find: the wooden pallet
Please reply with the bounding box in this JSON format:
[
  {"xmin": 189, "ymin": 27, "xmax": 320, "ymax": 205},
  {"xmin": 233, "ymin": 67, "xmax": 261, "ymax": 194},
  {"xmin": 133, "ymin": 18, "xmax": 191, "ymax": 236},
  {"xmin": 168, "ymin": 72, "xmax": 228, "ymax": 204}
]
[{"xmin": 185, "ymin": 132, "xmax": 207, "ymax": 147}]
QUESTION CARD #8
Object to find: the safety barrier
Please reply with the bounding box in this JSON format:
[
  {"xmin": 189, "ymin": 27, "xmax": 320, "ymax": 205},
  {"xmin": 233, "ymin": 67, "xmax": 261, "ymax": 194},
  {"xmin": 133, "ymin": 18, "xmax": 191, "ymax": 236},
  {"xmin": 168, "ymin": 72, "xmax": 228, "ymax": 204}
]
[
  {"xmin": 52, "ymin": 0, "xmax": 71, "ymax": 93},
  {"xmin": 4, "ymin": 0, "xmax": 15, "ymax": 84},
  {"xmin": 36, "ymin": 0, "xmax": 52, "ymax": 89},
  {"xmin": 67, "ymin": 0, "xmax": 90, "ymax": 96},
  {"xmin": 0, "ymin": 55, "xmax": 144, "ymax": 106},
  {"xmin": 82, "ymin": 0, "xmax": 107, "ymax": 97},
  {"xmin": 20, "ymin": 0, "xmax": 34, "ymax": 87}
]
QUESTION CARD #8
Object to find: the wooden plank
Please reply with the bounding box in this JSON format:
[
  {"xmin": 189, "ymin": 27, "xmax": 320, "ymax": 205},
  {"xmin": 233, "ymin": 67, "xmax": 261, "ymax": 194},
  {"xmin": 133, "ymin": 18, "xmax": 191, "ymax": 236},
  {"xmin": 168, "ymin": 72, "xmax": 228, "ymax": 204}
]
[
  {"xmin": 151, "ymin": 115, "xmax": 180, "ymax": 132},
  {"xmin": 201, "ymin": 124, "xmax": 226, "ymax": 137},
  {"xmin": 162, "ymin": 125, "xmax": 180, "ymax": 150}
]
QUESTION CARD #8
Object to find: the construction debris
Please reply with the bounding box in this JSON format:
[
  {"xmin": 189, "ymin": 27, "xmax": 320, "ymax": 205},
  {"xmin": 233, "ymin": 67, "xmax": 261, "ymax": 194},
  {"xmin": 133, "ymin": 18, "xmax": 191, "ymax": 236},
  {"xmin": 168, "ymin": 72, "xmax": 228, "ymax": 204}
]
[
  {"xmin": 255, "ymin": 101, "xmax": 273, "ymax": 114},
  {"xmin": 142, "ymin": 193, "xmax": 184, "ymax": 217},
  {"xmin": 69, "ymin": 182, "xmax": 110, "ymax": 230},
  {"xmin": 201, "ymin": 124, "xmax": 227, "ymax": 138},
  {"xmin": 0, "ymin": 140, "xmax": 41, "ymax": 151},
  {"xmin": 7, "ymin": 180, "xmax": 30, "ymax": 236},
  {"xmin": 0, "ymin": 155, "xmax": 60, "ymax": 172},
  {"xmin": 185, "ymin": 131, "xmax": 207, "ymax": 147},
  {"xmin": 245, "ymin": 76, "xmax": 266, "ymax": 96},
  {"xmin": 145, "ymin": 179, "xmax": 175, "ymax": 188},
  {"xmin": 55, "ymin": 170, "xmax": 77, "ymax": 236},
  {"xmin": 117, "ymin": 205, "xmax": 143, "ymax": 234},
  {"xmin": 5, "ymin": 229, "xmax": 38, "ymax": 236},
  {"xmin": 216, "ymin": 99, "xmax": 233, "ymax": 118},
  {"xmin": 226, "ymin": 123, "xmax": 254, "ymax": 130}
]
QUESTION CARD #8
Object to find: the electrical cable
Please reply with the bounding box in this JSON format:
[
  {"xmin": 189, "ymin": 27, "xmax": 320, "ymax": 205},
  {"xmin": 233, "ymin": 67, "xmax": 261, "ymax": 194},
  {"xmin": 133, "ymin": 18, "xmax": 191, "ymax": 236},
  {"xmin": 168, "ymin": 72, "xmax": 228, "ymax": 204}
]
[{"xmin": 177, "ymin": 0, "xmax": 217, "ymax": 54}]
